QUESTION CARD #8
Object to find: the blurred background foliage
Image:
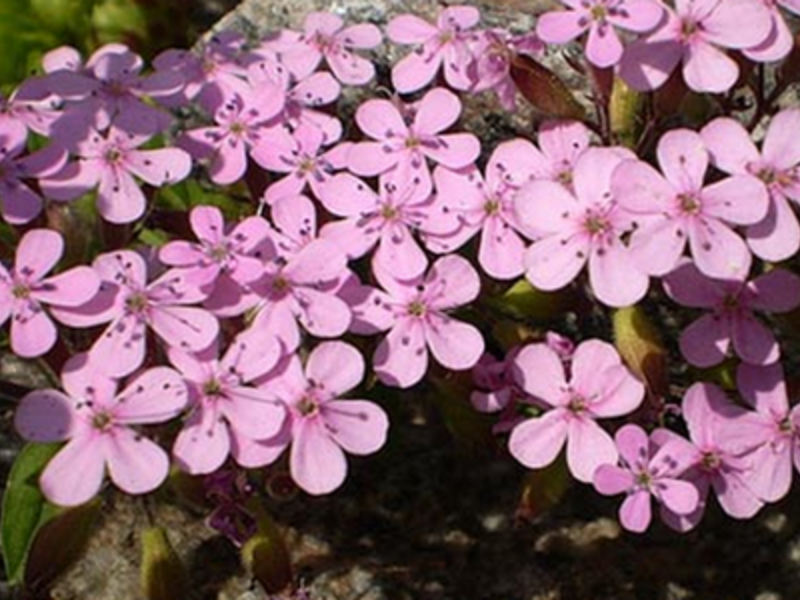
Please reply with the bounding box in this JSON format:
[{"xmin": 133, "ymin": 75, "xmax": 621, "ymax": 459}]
[{"xmin": 0, "ymin": 0, "xmax": 236, "ymax": 89}]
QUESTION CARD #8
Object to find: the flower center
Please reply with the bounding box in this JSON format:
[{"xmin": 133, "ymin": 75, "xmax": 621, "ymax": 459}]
[
  {"xmin": 105, "ymin": 147, "xmax": 123, "ymax": 164},
  {"xmin": 583, "ymin": 212, "xmax": 610, "ymax": 235},
  {"xmin": 701, "ymin": 451, "xmax": 721, "ymax": 471},
  {"xmin": 380, "ymin": 203, "xmax": 399, "ymax": 220},
  {"xmin": 779, "ymin": 417, "xmax": 794, "ymax": 434},
  {"xmin": 408, "ymin": 300, "xmax": 427, "ymax": 317},
  {"xmin": 298, "ymin": 157, "xmax": 316, "ymax": 174},
  {"xmin": 207, "ymin": 243, "xmax": 230, "ymax": 262},
  {"xmin": 125, "ymin": 291, "xmax": 149, "ymax": 314},
  {"xmin": 680, "ymin": 19, "xmax": 700, "ymax": 42},
  {"xmin": 297, "ymin": 395, "xmax": 318, "ymax": 417},
  {"xmin": 203, "ymin": 378, "xmax": 224, "ymax": 397},
  {"xmin": 484, "ymin": 198, "xmax": 501, "ymax": 216},
  {"xmin": 91, "ymin": 411, "xmax": 114, "ymax": 432},
  {"xmin": 567, "ymin": 394, "xmax": 587, "ymax": 414},
  {"xmin": 11, "ymin": 283, "xmax": 30, "ymax": 299},
  {"xmin": 634, "ymin": 470, "xmax": 652, "ymax": 488},
  {"xmin": 678, "ymin": 193, "xmax": 701, "ymax": 215},
  {"xmin": 590, "ymin": 4, "xmax": 608, "ymax": 21},
  {"xmin": 405, "ymin": 136, "xmax": 421, "ymax": 149}
]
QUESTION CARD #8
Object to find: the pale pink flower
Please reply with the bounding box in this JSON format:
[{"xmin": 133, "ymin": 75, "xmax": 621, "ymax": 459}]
[
  {"xmin": 41, "ymin": 122, "xmax": 192, "ymax": 224},
  {"xmin": 355, "ymin": 255, "xmax": 485, "ymax": 389},
  {"xmin": 269, "ymin": 12, "xmax": 381, "ymax": 85},
  {"xmin": 179, "ymin": 80, "xmax": 285, "ymax": 186},
  {"xmin": 425, "ymin": 138, "xmax": 542, "ymax": 279},
  {"xmin": 14, "ymin": 358, "xmax": 188, "ymax": 506},
  {"xmin": 318, "ymin": 173, "xmax": 435, "ymax": 280},
  {"xmin": 387, "ymin": 5, "xmax": 481, "ymax": 93},
  {"xmin": 728, "ymin": 362, "xmax": 800, "ymax": 503},
  {"xmin": 252, "ymin": 123, "xmax": 350, "ymax": 205},
  {"xmin": 0, "ymin": 229, "xmax": 99, "ymax": 358},
  {"xmin": 664, "ymin": 260, "xmax": 800, "ymax": 367},
  {"xmin": 619, "ymin": 0, "xmax": 772, "ymax": 93},
  {"xmin": 742, "ymin": 0, "xmax": 800, "ymax": 62},
  {"xmin": 236, "ymin": 342, "xmax": 389, "ymax": 495},
  {"xmin": 515, "ymin": 146, "xmax": 649, "ymax": 307},
  {"xmin": 701, "ymin": 111, "xmax": 800, "ymax": 262},
  {"xmin": 593, "ymin": 424, "xmax": 699, "ymax": 533},
  {"xmin": 348, "ymin": 87, "xmax": 480, "ymax": 191},
  {"xmin": 660, "ymin": 383, "xmax": 765, "ymax": 532},
  {"xmin": 279, "ymin": 72, "xmax": 343, "ymax": 145},
  {"xmin": 158, "ymin": 205, "xmax": 271, "ymax": 311},
  {"xmin": 612, "ymin": 128, "xmax": 768, "ymax": 280},
  {"xmin": 537, "ymin": 0, "xmax": 665, "ymax": 68},
  {"xmin": 169, "ymin": 332, "xmax": 287, "ymax": 475},
  {"xmin": 53, "ymin": 250, "xmax": 219, "ymax": 378},
  {"xmin": 509, "ymin": 339, "xmax": 644, "ymax": 483},
  {"xmin": 524, "ymin": 119, "xmax": 593, "ymax": 185}
]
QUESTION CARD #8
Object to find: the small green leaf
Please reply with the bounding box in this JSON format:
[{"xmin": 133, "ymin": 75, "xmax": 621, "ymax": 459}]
[
  {"xmin": 509, "ymin": 54, "xmax": 586, "ymax": 121},
  {"xmin": 516, "ymin": 455, "xmax": 571, "ymax": 522},
  {"xmin": 613, "ymin": 306, "xmax": 668, "ymax": 397},
  {"xmin": 428, "ymin": 374, "xmax": 495, "ymax": 454},
  {"xmin": 242, "ymin": 499, "xmax": 293, "ymax": 595},
  {"xmin": 1, "ymin": 442, "xmax": 61, "ymax": 584},
  {"xmin": 490, "ymin": 278, "xmax": 575, "ymax": 321}
]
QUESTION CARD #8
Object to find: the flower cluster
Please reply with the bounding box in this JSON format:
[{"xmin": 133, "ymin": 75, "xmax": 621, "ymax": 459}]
[{"xmin": 4, "ymin": 1, "xmax": 800, "ymax": 546}]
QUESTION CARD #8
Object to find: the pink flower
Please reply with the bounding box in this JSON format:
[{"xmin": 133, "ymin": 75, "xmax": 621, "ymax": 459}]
[
  {"xmin": 742, "ymin": 0, "xmax": 800, "ymax": 62},
  {"xmin": 53, "ymin": 250, "xmax": 219, "ymax": 378},
  {"xmin": 729, "ymin": 362, "xmax": 800, "ymax": 503},
  {"xmin": 270, "ymin": 12, "xmax": 382, "ymax": 85},
  {"xmin": 179, "ymin": 79, "xmax": 286, "ymax": 186},
  {"xmin": 14, "ymin": 358, "xmax": 188, "ymax": 506},
  {"xmin": 619, "ymin": 0, "xmax": 772, "ymax": 93},
  {"xmin": 537, "ymin": 0, "xmax": 665, "ymax": 68},
  {"xmin": 612, "ymin": 128, "xmax": 768, "ymax": 280},
  {"xmin": 660, "ymin": 383, "xmax": 765, "ymax": 532},
  {"xmin": 664, "ymin": 260, "xmax": 800, "ymax": 367},
  {"xmin": 355, "ymin": 254, "xmax": 485, "ymax": 389},
  {"xmin": 347, "ymin": 87, "xmax": 480, "ymax": 191},
  {"xmin": 424, "ymin": 139, "xmax": 543, "ymax": 280},
  {"xmin": 319, "ymin": 174, "xmax": 434, "ymax": 280},
  {"xmin": 41, "ymin": 122, "xmax": 192, "ymax": 224},
  {"xmin": 252, "ymin": 123, "xmax": 350, "ymax": 205},
  {"xmin": 593, "ymin": 424, "xmax": 699, "ymax": 533},
  {"xmin": 169, "ymin": 332, "xmax": 287, "ymax": 475},
  {"xmin": 469, "ymin": 30, "xmax": 544, "ymax": 110},
  {"xmin": 387, "ymin": 5, "xmax": 481, "ymax": 93},
  {"xmin": 238, "ymin": 342, "xmax": 389, "ymax": 495},
  {"xmin": 524, "ymin": 120, "xmax": 593, "ymax": 185},
  {"xmin": 701, "ymin": 111, "xmax": 800, "ymax": 261},
  {"xmin": 515, "ymin": 146, "xmax": 649, "ymax": 307},
  {"xmin": 508, "ymin": 339, "xmax": 644, "ymax": 483},
  {"xmin": 246, "ymin": 195, "xmax": 351, "ymax": 350},
  {"xmin": 0, "ymin": 229, "xmax": 99, "ymax": 358},
  {"xmin": 158, "ymin": 205, "xmax": 271, "ymax": 315}
]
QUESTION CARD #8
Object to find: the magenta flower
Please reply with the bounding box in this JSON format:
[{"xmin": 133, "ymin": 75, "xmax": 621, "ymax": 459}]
[
  {"xmin": 53, "ymin": 250, "xmax": 219, "ymax": 378},
  {"xmin": 159, "ymin": 205, "xmax": 271, "ymax": 315},
  {"xmin": 0, "ymin": 133, "xmax": 66, "ymax": 224},
  {"xmin": 252, "ymin": 123, "xmax": 350, "ymax": 205},
  {"xmin": 425, "ymin": 138, "xmax": 542, "ymax": 280},
  {"xmin": 593, "ymin": 424, "xmax": 699, "ymax": 533},
  {"xmin": 347, "ymin": 87, "xmax": 480, "ymax": 190},
  {"xmin": 619, "ymin": 0, "xmax": 772, "ymax": 93},
  {"xmin": 14, "ymin": 358, "xmax": 188, "ymax": 506},
  {"xmin": 0, "ymin": 229, "xmax": 99, "ymax": 358},
  {"xmin": 319, "ymin": 173, "xmax": 435, "ymax": 280},
  {"xmin": 41, "ymin": 122, "xmax": 192, "ymax": 224},
  {"xmin": 280, "ymin": 71, "xmax": 343, "ymax": 145},
  {"xmin": 537, "ymin": 0, "xmax": 665, "ymax": 68},
  {"xmin": 387, "ymin": 5, "xmax": 481, "ymax": 93},
  {"xmin": 356, "ymin": 254, "xmax": 485, "ymax": 389},
  {"xmin": 701, "ymin": 111, "xmax": 800, "ymax": 262},
  {"xmin": 271, "ymin": 12, "xmax": 382, "ymax": 85},
  {"xmin": 237, "ymin": 342, "xmax": 389, "ymax": 495},
  {"xmin": 660, "ymin": 383, "xmax": 765, "ymax": 532},
  {"xmin": 169, "ymin": 332, "xmax": 287, "ymax": 475},
  {"xmin": 515, "ymin": 146, "xmax": 649, "ymax": 307},
  {"xmin": 508, "ymin": 339, "xmax": 644, "ymax": 483},
  {"xmin": 730, "ymin": 362, "xmax": 800, "ymax": 503},
  {"xmin": 664, "ymin": 260, "xmax": 800, "ymax": 367},
  {"xmin": 612, "ymin": 128, "xmax": 768, "ymax": 280}
]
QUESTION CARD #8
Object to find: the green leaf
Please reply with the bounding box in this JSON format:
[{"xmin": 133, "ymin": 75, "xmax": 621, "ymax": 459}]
[
  {"xmin": 489, "ymin": 278, "xmax": 574, "ymax": 321},
  {"xmin": 1, "ymin": 442, "xmax": 61, "ymax": 584},
  {"xmin": 242, "ymin": 499, "xmax": 293, "ymax": 595},
  {"xmin": 140, "ymin": 526, "xmax": 189, "ymax": 600}
]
